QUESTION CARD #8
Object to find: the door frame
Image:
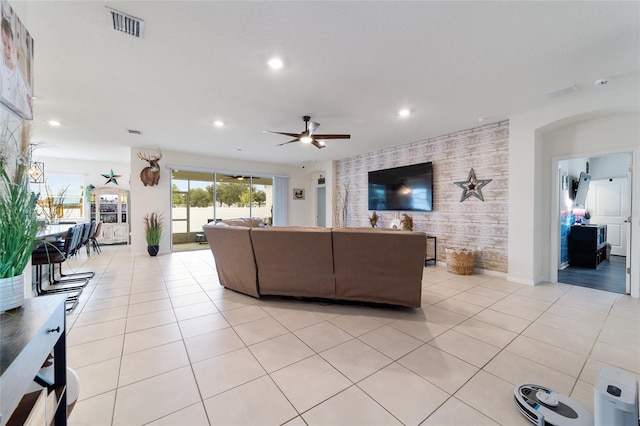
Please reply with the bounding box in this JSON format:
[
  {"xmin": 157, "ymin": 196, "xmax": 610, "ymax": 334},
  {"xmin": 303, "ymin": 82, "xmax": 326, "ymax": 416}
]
[
  {"xmin": 550, "ymin": 147, "xmax": 638, "ymax": 297},
  {"xmin": 316, "ymin": 186, "xmax": 326, "ymax": 227}
]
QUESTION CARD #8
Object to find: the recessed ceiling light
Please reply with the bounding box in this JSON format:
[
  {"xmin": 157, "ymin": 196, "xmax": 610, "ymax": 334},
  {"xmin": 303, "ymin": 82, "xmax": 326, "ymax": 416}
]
[
  {"xmin": 213, "ymin": 120, "xmax": 224, "ymax": 127},
  {"xmin": 267, "ymin": 57, "xmax": 284, "ymax": 70},
  {"xmin": 48, "ymin": 120, "xmax": 61, "ymax": 127},
  {"xmin": 398, "ymin": 108, "xmax": 411, "ymax": 118}
]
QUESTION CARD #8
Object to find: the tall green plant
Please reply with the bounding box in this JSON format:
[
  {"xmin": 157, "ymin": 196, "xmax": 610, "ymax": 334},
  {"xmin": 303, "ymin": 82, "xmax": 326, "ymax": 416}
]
[
  {"xmin": 143, "ymin": 212, "xmax": 163, "ymax": 246},
  {"xmin": 0, "ymin": 120, "xmax": 39, "ymax": 279}
]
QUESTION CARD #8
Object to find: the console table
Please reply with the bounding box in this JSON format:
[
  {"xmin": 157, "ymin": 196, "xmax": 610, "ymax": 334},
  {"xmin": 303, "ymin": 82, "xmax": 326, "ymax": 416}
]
[{"xmin": 1, "ymin": 295, "xmax": 67, "ymax": 425}]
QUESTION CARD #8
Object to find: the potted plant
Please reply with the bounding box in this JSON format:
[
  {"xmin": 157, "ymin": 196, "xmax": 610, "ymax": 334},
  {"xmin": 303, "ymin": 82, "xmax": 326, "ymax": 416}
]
[
  {"xmin": 584, "ymin": 210, "xmax": 591, "ymax": 225},
  {"xmin": 143, "ymin": 212, "xmax": 162, "ymax": 256},
  {"xmin": 0, "ymin": 120, "xmax": 38, "ymax": 311}
]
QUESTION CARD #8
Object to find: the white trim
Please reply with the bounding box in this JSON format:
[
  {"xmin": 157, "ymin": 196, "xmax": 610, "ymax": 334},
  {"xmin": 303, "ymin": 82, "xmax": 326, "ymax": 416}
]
[
  {"xmin": 551, "ymin": 147, "xmax": 638, "ymax": 297},
  {"xmin": 507, "ymin": 275, "xmax": 536, "ymax": 286},
  {"xmin": 165, "ymin": 164, "xmax": 289, "ymax": 179}
]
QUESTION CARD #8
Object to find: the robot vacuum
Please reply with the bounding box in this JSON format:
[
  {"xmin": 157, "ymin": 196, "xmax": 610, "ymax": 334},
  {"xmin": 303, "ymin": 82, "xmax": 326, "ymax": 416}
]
[{"xmin": 514, "ymin": 384, "xmax": 594, "ymax": 426}]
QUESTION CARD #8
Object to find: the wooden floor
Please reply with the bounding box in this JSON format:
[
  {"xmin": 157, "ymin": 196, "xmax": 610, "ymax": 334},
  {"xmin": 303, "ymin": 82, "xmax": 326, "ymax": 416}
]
[{"xmin": 559, "ymin": 255, "xmax": 627, "ymax": 294}]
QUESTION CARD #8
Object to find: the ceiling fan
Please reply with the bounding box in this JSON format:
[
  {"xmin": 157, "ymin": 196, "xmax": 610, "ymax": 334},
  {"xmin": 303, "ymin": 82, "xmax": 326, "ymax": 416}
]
[
  {"xmin": 219, "ymin": 174, "xmax": 247, "ymax": 181},
  {"xmin": 265, "ymin": 115, "xmax": 350, "ymax": 149}
]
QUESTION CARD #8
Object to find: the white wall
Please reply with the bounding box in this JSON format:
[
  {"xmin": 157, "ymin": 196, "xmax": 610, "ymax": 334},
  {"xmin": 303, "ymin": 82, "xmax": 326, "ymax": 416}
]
[
  {"xmin": 589, "ymin": 153, "xmax": 630, "ymax": 180},
  {"xmin": 31, "ymin": 155, "xmax": 131, "ymax": 194},
  {"xmin": 129, "ymin": 148, "xmax": 312, "ymax": 255},
  {"xmin": 509, "ymin": 84, "xmax": 639, "ymax": 297},
  {"xmin": 296, "ymin": 161, "xmax": 333, "ymax": 227}
]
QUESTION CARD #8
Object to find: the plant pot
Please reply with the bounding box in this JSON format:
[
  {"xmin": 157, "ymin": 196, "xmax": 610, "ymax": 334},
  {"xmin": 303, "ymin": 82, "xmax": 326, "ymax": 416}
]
[
  {"xmin": 0, "ymin": 274, "xmax": 25, "ymax": 311},
  {"xmin": 147, "ymin": 245, "xmax": 160, "ymax": 256}
]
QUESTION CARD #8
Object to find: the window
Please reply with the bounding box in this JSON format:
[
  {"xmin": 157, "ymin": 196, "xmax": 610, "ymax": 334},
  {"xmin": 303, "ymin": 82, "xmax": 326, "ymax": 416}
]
[{"xmin": 32, "ymin": 173, "xmax": 84, "ymax": 222}]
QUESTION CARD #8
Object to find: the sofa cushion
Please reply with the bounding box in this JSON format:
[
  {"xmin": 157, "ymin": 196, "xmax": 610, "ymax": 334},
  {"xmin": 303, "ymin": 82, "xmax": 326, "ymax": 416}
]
[
  {"xmin": 202, "ymin": 224, "xmax": 260, "ymax": 297},
  {"xmin": 332, "ymin": 228, "xmax": 425, "ymax": 307},
  {"xmin": 250, "ymin": 227, "xmax": 335, "ymax": 299}
]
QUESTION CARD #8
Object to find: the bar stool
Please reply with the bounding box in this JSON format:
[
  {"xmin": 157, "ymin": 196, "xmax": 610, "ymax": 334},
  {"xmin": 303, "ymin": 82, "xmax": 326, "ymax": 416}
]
[
  {"xmin": 90, "ymin": 221, "xmax": 102, "ymax": 254},
  {"xmin": 55, "ymin": 223, "xmax": 95, "ymax": 281},
  {"xmin": 32, "ymin": 226, "xmax": 87, "ymax": 311}
]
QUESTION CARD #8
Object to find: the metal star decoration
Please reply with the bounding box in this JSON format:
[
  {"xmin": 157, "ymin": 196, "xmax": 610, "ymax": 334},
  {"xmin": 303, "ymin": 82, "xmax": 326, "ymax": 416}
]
[
  {"xmin": 454, "ymin": 168, "xmax": 492, "ymax": 202},
  {"xmin": 101, "ymin": 169, "xmax": 122, "ymax": 185}
]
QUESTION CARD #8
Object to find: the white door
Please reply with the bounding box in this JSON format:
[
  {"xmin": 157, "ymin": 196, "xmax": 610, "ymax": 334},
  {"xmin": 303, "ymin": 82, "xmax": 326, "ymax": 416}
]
[
  {"xmin": 586, "ymin": 178, "xmax": 628, "ymax": 256},
  {"xmin": 316, "ymin": 186, "xmax": 326, "ymax": 227}
]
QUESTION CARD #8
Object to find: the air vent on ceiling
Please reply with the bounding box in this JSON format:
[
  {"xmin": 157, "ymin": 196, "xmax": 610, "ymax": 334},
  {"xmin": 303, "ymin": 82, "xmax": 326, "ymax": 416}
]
[
  {"xmin": 108, "ymin": 8, "xmax": 144, "ymax": 38},
  {"xmin": 127, "ymin": 129, "xmax": 142, "ymax": 135},
  {"xmin": 545, "ymin": 85, "xmax": 579, "ymax": 99}
]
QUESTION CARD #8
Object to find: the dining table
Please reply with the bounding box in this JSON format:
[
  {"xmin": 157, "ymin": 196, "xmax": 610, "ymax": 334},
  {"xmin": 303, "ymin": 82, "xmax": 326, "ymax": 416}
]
[{"xmin": 35, "ymin": 224, "xmax": 73, "ymax": 242}]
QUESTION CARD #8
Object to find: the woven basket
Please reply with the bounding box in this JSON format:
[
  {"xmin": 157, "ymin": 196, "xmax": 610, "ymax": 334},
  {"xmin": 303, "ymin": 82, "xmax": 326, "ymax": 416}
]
[{"xmin": 445, "ymin": 248, "xmax": 476, "ymax": 275}]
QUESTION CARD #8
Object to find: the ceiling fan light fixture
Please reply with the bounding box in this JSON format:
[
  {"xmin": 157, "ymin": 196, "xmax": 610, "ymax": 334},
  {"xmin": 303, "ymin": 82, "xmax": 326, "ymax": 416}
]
[
  {"xmin": 300, "ymin": 136, "xmax": 313, "ymax": 144},
  {"xmin": 267, "ymin": 57, "xmax": 284, "ymax": 70},
  {"xmin": 317, "ymin": 140, "xmax": 326, "ymax": 147},
  {"xmin": 398, "ymin": 108, "xmax": 411, "ymax": 118}
]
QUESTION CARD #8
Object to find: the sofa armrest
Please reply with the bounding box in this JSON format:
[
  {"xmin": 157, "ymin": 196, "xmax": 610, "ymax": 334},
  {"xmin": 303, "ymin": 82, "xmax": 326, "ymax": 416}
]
[{"xmin": 203, "ymin": 224, "xmax": 260, "ymax": 297}]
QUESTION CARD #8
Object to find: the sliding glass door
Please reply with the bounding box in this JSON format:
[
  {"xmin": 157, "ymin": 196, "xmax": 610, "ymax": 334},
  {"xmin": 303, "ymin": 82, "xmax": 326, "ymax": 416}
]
[{"xmin": 171, "ymin": 170, "xmax": 274, "ymax": 251}]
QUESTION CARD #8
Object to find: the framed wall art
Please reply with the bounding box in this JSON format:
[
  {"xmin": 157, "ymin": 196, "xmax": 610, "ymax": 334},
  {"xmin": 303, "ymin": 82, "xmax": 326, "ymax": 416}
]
[
  {"xmin": 293, "ymin": 188, "xmax": 305, "ymax": 200},
  {"xmin": 1, "ymin": 0, "xmax": 34, "ymax": 120}
]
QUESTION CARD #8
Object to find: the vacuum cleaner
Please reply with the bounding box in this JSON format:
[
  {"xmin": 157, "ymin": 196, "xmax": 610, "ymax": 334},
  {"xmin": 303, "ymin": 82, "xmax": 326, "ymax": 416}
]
[{"xmin": 515, "ymin": 365, "xmax": 639, "ymax": 426}]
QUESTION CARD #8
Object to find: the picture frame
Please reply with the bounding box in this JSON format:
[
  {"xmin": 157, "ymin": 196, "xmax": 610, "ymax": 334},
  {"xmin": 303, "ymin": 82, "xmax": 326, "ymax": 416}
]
[
  {"xmin": 1, "ymin": 0, "xmax": 34, "ymax": 120},
  {"xmin": 293, "ymin": 188, "xmax": 305, "ymax": 200}
]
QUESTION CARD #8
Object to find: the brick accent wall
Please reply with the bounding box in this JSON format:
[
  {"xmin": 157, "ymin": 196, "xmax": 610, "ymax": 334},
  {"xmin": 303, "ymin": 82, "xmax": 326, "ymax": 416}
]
[{"xmin": 334, "ymin": 120, "xmax": 509, "ymax": 273}]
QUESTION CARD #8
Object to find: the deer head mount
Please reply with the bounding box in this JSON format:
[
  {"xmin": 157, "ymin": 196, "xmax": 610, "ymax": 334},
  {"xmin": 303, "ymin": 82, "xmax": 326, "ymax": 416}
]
[{"xmin": 138, "ymin": 149, "xmax": 162, "ymax": 186}]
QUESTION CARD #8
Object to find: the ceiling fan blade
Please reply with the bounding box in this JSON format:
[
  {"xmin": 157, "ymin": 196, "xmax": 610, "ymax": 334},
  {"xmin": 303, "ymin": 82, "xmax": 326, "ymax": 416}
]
[
  {"xmin": 264, "ymin": 131, "xmax": 301, "ymax": 138},
  {"xmin": 277, "ymin": 139, "xmax": 300, "ymax": 146},
  {"xmin": 308, "ymin": 121, "xmax": 320, "ymax": 136},
  {"xmin": 311, "ymin": 140, "xmax": 326, "ymax": 149},
  {"xmin": 312, "ymin": 134, "xmax": 351, "ymax": 140}
]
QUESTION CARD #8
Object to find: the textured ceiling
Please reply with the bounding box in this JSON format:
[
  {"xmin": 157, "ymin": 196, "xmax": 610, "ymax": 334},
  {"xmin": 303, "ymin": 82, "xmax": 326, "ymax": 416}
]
[{"xmin": 17, "ymin": 1, "xmax": 640, "ymax": 166}]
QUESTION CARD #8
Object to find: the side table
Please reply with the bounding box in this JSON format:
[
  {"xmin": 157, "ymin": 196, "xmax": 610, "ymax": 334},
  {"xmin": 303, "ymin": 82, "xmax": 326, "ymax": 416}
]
[
  {"xmin": 1, "ymin": 294, "xmax": 68, "ymax": 425},
  {"xmin": 425, "ymin": 235, "xmax": 437, "ymax": 266}
]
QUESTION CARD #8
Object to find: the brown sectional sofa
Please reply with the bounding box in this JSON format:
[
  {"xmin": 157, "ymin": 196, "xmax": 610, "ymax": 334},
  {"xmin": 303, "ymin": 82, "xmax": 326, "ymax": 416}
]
[{"xmin": 202, "ymin": 224, "xmax": 426, "ymax": 307}]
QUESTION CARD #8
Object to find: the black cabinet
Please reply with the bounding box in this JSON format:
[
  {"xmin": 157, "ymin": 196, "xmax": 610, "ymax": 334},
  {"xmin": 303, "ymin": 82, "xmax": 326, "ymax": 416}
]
[{"xmin": 569, "ymin": 225, "xmax": 607, "ymax": 269}]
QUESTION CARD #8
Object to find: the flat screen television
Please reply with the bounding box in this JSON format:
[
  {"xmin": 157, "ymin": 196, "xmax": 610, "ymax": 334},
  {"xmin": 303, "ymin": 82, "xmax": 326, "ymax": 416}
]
[
  {"xmin": 573, "ymin": 172, "xmax": 591, "ymax": 207},
  {"xmin": 368, "ymin": 162, "xmax": 433, "ymax": 211}
]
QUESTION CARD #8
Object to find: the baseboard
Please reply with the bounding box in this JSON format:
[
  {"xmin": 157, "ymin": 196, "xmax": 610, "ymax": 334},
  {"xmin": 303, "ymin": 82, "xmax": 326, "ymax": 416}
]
[{"xmin": 506, "ymin": 275, "xmax": 535, "ymax": 286}]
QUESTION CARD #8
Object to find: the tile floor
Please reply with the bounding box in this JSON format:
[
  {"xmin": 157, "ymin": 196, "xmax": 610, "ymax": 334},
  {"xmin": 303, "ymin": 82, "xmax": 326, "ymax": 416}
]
[{"xmin": 56, "ymin": 245, "xmax": 640, "ymax": 426}]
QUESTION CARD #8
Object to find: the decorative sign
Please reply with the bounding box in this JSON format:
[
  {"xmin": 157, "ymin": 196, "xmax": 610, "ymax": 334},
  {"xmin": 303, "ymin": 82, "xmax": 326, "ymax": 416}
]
[
  {"xmin": 101, "ymin": 169, "xmax": 122, "ymax": 185},
  {"xmin": 454, "ymin": 168, "xmax": 492, "ymax": 202}
]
